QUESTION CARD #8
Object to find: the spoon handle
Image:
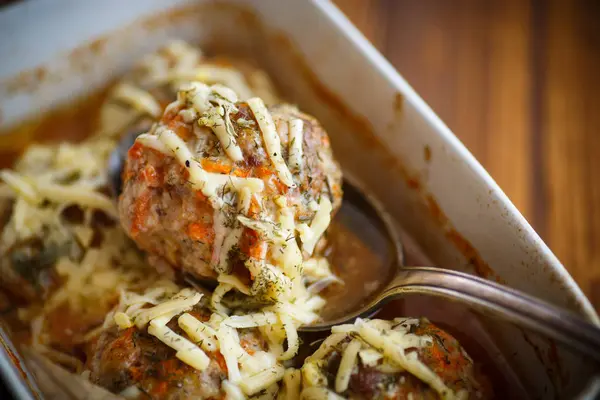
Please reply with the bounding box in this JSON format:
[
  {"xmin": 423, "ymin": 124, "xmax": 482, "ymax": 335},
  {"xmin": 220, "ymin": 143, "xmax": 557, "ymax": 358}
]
[{"xmin": 382, "ymin": 266, "xmax": 600, "ymax": 362}]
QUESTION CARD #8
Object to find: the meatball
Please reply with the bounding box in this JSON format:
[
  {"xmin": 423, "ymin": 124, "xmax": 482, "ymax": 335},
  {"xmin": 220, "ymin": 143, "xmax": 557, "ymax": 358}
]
[
  {"xmin": 301, "ymin": 318, "xmax": 491, "ymax": 400},
  {"xmin": 119, "ymin": 82, "xmax": 342, "ymax": 285},
  {"xmin": 88, "ymin": 300, "xmax": 267, "ymax": 399}
]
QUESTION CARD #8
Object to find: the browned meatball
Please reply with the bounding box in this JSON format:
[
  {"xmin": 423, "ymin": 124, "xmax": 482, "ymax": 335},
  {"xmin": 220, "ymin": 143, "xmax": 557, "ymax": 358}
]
[
  {"xmin": 302, "ymin": 318, "xmax": 491, "ymax": 400},
  {"xmin": 88, "ymin": 305, "xmax": 266, "ymax": 399},
  {"xmin": 118, "ymin": 85, "xmax": 342, "ymax": 283}
]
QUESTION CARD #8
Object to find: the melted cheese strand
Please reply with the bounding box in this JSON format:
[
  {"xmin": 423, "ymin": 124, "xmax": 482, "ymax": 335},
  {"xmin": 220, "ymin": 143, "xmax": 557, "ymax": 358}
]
[
  {"xmin": 212, "ymin": 283, "xmax": 234, "ymax": 314},
  {"xmin": 2, "ymin": 170, "xmax": 116, "ymax": 217},
  {"xmin": 217, "ymin": 226, "xmax": 244, "ymax": 274},
  {"xmin": 302, "ymin": 197, "xmax": 333, "ymax": 255},
  {"xmin": 133, "ymin": 289, "xmax": 202, "ymax": 328},
  {"xmin": 224, "ymin": 312, "xmax": 278, "ymax": 328},
  {"xmin": 0, "ymin": 170, "xmax": 39, "ymax": 203},
  {"xmin": 178, "ymin": 313, "xmax": 219, "ymax": 353},
  {"xmin": 356, "ymin": 320, "xmax": 457, "ymax": 400},
  {"xmin": 239, "ymin": 365, "xmax": 285, "ymax": 396},
  {"xmin": 135, "ymin": 133, "xmax": 169, "ymax": 154},
  {"xmin": 112, "ymin": 83, "xmax": 162, "ymax": 118},
  {"xmin": 281, "ymin": 369, "xmax": 302, "ymax": 400},
  {"xmin": 148, "ymin": 321, "xmax": 210, "ymax": 371},
  {"xmin": 238, "ymin": 187, "xmax": 252, "ymax": 215},
  {"xmin": 169, "ymin": 66, "xmax": 254, "ymax": 100},
  {"xmin": 36, "ymin": 182, "xmax": 117, "ymax": 218},
  {"xmin": 217, "ymin": 325, "xmax": 242, "ymax": 383},
  {"xmin": 247, "ymin": 97, "xmax": 295, "ymax": 187},
  {"xmin": 218, "ymin": 274, "xmax": 251, "ymax": 296},
  {"xmin": 157, "ymin": 127, "xmax": 263, "ymax": 198},
  {"xmin": 183, "ymin": 82, "xmax": 244, "ymax": 161},
  {"xmin": 113, "ymin": 312, "xmax": 133, "ymax": 329},
  {"xmin": 334, "ymin": 339, "xmax": 361, "ymax": 393},
  {"xmin": 237, "ymin": 215, "xmax": 285, "ymax": 242},
  {"xmin": 278, "ymin": 313, "xmax": 299, "ymax": 361},
  {"xmin": 201, "ymin": 106, "xmax": 244, "ymax": 162},
  {"xmin": 222, "ymin": 380, "xmax": 245, "ymax": 400},
  {"xmin": 287, "ymin": 118, "xmax": 304, "ymax": 173}
]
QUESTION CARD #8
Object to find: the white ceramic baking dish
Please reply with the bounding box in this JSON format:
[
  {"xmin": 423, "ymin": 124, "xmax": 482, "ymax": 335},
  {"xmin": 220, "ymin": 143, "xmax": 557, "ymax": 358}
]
[{"xmin": 0, "ymin": 0, "xmax": 598, "ymax": 398}]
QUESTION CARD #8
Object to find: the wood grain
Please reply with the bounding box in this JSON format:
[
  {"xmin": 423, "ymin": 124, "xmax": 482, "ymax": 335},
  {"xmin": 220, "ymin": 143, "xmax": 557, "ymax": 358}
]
[{"xmin": 333, "ymin": 0, "xmax": 600, "ymax": 310}]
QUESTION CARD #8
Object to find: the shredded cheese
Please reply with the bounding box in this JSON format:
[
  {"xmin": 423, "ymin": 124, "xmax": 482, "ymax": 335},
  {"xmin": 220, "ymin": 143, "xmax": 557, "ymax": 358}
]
[
  {"xmin": 301, "ymin": 197, "xmax": 333, "ymax": 256},
  {"xmin": 309, "ymin": 319, "xmax": 460, "ymax": 400},
  {"xmin": 34, "ymin": 181, "xmax": 117, "ymax": 218},
  {"xmin": 178, "ymin": 313, "xmax": 219, "ymax": 353},
  {"xmin": 222, "ymin": 380, "xmax": 245, "ymax": 400},
  {"xmin": 247, "ymin": 97, "xmax": 295, "ymax": 187},
  {"xmin": 1, "ymin": 170, "xmax": 116, "ymax": 217},
  {"xmin": 217, "ymin": 227, "xmax": 243, "ymax": 274},
  {"xmin": 224, "ymin": 312, "xmax": 278, "ymax": 328},
  {"xmin": 133, "ymin": 288, "xmax": 202, "ymax": 328},
  {"xmin": 157, "ymin": 127, "xmax": 263, "ymax": 197},
  {"xmin": 112, "ymin": 83, "xmax": 162, "ymax": 118},
  {"xmin": 218, "ymin": 274, "xmax": 251, "ymax": 296},
  {"xmin": 278, "ymin": 312, "xmax": 299, "ymax": 361},
  {"xmin": 135, "ymin": 133, "xmax": 170, "ymax": 154},
  {"xmin": 287, "ymin": 119, "xmax": 304, "ymax": 173},
  {"xmin": 167, "ymin": 66, "xmax": 254, "ymax": 101},
  {"xmin": 212, "ymin": 283, "xmax": 234, "ymax": 314},
  {"xmin": 239, "ymin": 365, "xmax": 285, "ymax": 396},
  {"xmin": 334, "ymin": 339, "xmax": 361, "ymax": 393},
  {"xmin": 184, "ymin": 83, "xmax": 244, "ymax": 162},
  {"xmin": 114, "ymin": 312, "xmax": 133, "ymax": 329},
  {"xmin": 281, "ymin": 369, "xmax": 302, "ymax": 400},
  {"xmin": 148, "ymin": 320, "xmax": 210, "ymax": 371},
  {"xmin": 217, "ymin": 324, "xmax": 243, "ymax": 383}
]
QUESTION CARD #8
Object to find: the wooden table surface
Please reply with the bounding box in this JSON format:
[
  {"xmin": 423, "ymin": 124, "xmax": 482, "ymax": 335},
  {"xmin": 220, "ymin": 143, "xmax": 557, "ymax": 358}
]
[{"xmin": 333, "ymin": 0, "xmax": 600, "ymax": 310}]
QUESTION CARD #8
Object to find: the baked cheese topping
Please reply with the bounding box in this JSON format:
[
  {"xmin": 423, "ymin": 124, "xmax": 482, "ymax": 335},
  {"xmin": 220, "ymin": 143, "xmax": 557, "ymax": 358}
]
[
  {"xmin": 164, "ymin": 65, "xmax": 254, "ymax": 101},
  {"xmin": 300, "ymin": 196, "xmax": 333, "ymax": 256},
  {"xmin": 302, "ymin": 318, "xmax": 468, "ymax": 400},
  {"xmin": 182, "ymin": 82, "xmax": 244, "ymax": 162},
  {"xmin": 156, "ymin": 126, "xmax": 264, "ymax": 198},
  {"xmin": 0, "ymin": 41, "xmax": 341, "ymax": 396},
  {"xmin": 132, "ymin": 83, "xmax": 339, "ymax": 342},
  {"xmin": 112, "ymin": 83, "xmax": 162, "ymax": 118},
  {"xmin": 247, "ymin": 97, "xmax": 296, "ymax": 187},
  {"xmin": 288, "ymin": 118, "xmax": 304, "ymax": 173}
]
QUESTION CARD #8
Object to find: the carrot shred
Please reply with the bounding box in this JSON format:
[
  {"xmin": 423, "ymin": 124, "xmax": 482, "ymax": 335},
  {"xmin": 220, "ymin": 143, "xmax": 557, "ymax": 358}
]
[
  {"xmin": 167, "ymin": 115, "xmax": 192, "ymax": 140},
  {"xmin": 141, "ymin": 165, "xmax": 162, "ymax": 187},
  {"xmin": 131, "ymin": 190, "xmax": 152, "ymax": 236},
  {"xmin": 253, "ymin": 165, "xmax": 273, "ymax": 179},
  {"xmin": 213, "ymin": 351, "xmax": 228, "ymax": 373},
  {"xmin": 240, "ymin": 229, "xmax": 266, "ymax": 262},
  {"xmin": 201, "ymin": 159, "xmax": 232, "ymax": 174},
  {"xmin": 240, "ymin": 339, "xmax": 256, "ymax": 355},
  {"xmin": 128, "ymin": 142, "xmax": 144, "ymax": 160},
  {"xmin": 246, "ymin": 197, "xmax": 261, "ymax": 218},
  {"xmin": 187, "ymin": 222, "xmax": 215, "ymax": 243}
]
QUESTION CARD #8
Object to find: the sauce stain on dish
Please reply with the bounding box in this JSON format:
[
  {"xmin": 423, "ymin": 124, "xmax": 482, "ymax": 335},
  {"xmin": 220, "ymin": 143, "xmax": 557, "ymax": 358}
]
[{"xmin": 424, "ymin": 144, "xmax": 432, "ymax": 162}]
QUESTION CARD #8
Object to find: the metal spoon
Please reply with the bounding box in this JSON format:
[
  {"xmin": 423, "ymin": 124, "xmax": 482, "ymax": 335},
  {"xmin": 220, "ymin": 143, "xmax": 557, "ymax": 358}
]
[
  {"xmin": 108, "ymin": 132, "xmax": 600, "ymax": 362},
  {"xmin": 302, "ymin": 176, "xmax": 600, "ymax": 363}
]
